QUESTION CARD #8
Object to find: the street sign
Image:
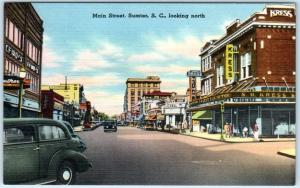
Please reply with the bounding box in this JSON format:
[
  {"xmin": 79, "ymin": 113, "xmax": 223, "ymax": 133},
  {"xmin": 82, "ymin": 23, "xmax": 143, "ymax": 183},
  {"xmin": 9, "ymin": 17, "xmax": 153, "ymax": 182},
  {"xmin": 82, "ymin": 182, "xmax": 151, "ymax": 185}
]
[{"xmin": 187, "ymin": 70, "xmax": 202, "ymax": 77}]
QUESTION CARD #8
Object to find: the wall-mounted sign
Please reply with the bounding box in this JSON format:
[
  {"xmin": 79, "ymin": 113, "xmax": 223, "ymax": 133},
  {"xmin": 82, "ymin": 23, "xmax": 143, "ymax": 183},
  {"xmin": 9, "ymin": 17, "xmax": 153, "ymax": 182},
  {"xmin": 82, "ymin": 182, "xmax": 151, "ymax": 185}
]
[
  {"xmin": 190, "ymin": 77, "xmax": 197, "ymax": 100},
  {"xmin": 26, "ymin": 61, "xmax": 39, "ymax": 74},
  {"xmin": 225, "ymin": 44, "xmax": 234, "ymax": 80},
  {"xmin": 187, "ymin": 70, "xmax": 202, "ymax": 77},
  {"xmin": 270, "ymin": 9, "xmax": 293, "ymax": 18},
  {"xmin": 192, "ymin": 91, "xmax": 296, "ymax": 104},
  {"xmin": 4, "ymin": 75, "xmax": 30, "ymax": 90},
  {"xmin": 5, "ymin": 44, "xmax": 23, "ymax": 63}
]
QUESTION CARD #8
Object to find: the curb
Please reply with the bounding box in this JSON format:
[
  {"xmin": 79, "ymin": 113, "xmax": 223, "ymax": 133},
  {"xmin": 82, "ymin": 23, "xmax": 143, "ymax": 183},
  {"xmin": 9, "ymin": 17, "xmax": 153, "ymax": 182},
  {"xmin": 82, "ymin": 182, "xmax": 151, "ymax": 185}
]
[
  {"xmin": 180, "ymin": 133, "xmax": 295, "ymax": 143},
  {"xmin": 277, "ymin": 151, "xmax": 296, "ymax": 159}
]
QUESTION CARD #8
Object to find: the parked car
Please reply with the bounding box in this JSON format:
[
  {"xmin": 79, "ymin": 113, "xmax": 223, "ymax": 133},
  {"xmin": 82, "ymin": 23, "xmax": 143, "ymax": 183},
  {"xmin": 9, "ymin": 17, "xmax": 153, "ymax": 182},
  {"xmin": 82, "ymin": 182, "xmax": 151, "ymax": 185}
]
[
  {"xmin": 3, "ymin": 118, "xmax": 92, "ymax": 185},
  {"xmin": 61, "ymin": 121, "xmax": 86, "ymax": 152},
  {"xmin": 103, "ymin": 121, "xmax": 117, "ymax": 132}
]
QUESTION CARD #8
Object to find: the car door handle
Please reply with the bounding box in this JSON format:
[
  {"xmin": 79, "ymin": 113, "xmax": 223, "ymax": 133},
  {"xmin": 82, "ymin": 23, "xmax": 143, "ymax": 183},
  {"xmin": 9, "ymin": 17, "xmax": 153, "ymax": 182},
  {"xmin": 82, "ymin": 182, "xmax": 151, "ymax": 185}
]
[{"xmin": 33, "ymin": 147, "xmax": 40, "ymax": 151}]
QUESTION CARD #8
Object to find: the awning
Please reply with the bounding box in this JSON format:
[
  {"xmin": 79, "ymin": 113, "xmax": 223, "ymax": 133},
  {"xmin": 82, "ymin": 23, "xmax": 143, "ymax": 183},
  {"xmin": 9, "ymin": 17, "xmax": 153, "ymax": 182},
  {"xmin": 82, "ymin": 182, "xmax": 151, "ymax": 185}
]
[
  {"xmin": 157, "ymin": 114, "xmax": 165, "ymax": 121},
  {"xmin": 192, "ymin": 111, "xmax": 212, "ymax": 120}
]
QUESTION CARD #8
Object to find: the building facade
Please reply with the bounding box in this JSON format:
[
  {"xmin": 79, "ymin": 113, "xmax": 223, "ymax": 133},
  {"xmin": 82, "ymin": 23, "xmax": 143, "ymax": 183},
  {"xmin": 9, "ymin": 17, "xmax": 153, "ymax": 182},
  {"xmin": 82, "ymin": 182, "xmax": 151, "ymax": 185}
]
[
  {"xmin": 124, "ymin": 76, "xmax": 161, "ymax": 121},
  {"xmin": 41, "ymin": 83, "xmax": 84, "ymax": 107},
  {"xmin": 4, "ymin": 3, "xmax": 44, "ymax": 118},
  {"xmin": 190, "ymin": 4, "xmax": 296, "ymax": 137},
  {"xmin": 41, "ymin": 90, "xmax": 64, "ymax": 120}
]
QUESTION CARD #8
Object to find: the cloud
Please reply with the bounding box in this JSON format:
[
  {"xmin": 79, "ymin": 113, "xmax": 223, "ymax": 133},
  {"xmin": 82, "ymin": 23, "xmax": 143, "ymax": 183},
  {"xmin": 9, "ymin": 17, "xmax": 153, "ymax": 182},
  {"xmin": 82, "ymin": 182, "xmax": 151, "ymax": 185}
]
[
  {"xmin": 96, "ymin": 42, "xmax": 123, "ymax": 57},
  {"xmin": 42, "ymin": 73, "xmax": 123, "ymax": 87},
  {"xmin": 42, "ymin": 47, "xmax": 65, "ymax": 68},
  {"xmin": 153, "ymin": 35, "xmax": 203, "ymax": 61},
  {"xmin": 128, "ymin": 34, "xmax": 221, "ymax": 65},
  {"xmin": 128, "ymin": 52, "xmax": 167, "ymax": 63},
  {"xmin": 160, "ymin": 78, "xmax": 189, "ymax": 94},
  {"xmin": 84, "ymin": 91, "xmax": 124, "ymax": 116},
  {"xmin": 133, "ymin": 64, "xmax": 198, "ymax": 76},
  {"xmin": 71, "ymin": 41, "xmax": 125, "ymax": 71},
  {"xmin": 71, "ymin": 49, "xmax": 113, "ymax": 71}
]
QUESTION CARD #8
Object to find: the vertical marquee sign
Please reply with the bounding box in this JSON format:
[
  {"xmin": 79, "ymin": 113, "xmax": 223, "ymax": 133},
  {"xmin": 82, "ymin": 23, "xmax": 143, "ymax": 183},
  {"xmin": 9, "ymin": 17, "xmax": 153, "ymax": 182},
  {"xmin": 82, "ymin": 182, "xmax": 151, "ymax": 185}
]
[
  {"xmin": 187, "ymin": 70, "xmax": 202, "ymax": 101},
  {"xmin": 225, "ymin": 44, "xmax": 234, "ymax": 80}
]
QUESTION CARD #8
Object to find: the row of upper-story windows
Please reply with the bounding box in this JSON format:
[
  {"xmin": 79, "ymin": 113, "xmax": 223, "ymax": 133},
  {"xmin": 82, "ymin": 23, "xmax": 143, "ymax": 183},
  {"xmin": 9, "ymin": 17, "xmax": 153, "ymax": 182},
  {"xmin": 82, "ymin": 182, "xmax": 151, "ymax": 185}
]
[
  {"xmin": 201, "ymin": 52, "xmax": 253, "ymax": 94},
  {"xmin": 128, "ymin": 83, "xmax": 159, "ymax": 88},
  {"xmin": 5, "ymin": 58, "xmax": 40, "ymax": 94},
  {"xmin": 5, "ymin": 18, "xmax": 41, "ymax": 65}
]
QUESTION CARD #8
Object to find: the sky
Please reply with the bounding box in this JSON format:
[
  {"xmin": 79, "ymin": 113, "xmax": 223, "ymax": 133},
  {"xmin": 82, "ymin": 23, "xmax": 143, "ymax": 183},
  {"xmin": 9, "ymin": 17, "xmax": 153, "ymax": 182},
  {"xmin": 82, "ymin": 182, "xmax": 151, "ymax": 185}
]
[{"xmin": 33, "ymin": 3, "xmax": 266, "ymax": 115}]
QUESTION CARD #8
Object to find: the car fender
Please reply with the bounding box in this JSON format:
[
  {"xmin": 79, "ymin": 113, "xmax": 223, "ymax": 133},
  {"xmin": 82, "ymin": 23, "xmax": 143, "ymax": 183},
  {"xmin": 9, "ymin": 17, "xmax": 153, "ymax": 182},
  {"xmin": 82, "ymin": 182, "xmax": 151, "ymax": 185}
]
[{"xmin": 47, "ymin": 149, "xmax": 91, "ymax": 179}]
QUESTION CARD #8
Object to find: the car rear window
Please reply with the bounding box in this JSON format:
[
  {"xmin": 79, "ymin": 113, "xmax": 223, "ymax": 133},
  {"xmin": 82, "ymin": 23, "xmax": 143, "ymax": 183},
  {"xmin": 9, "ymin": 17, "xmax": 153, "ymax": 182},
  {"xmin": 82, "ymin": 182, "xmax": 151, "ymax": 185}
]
[
  {"xmin": 39, "ymin": 125, "xmax": 66, "ymax": 141},
  {"xmin": 4, "ymin": 126, "xmax": 36, "ymax": 144}
]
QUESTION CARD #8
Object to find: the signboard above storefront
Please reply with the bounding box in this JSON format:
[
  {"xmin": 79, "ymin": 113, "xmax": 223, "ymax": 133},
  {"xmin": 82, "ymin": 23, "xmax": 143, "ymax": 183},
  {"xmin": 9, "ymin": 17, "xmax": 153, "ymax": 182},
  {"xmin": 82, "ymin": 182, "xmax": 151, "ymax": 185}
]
[
  {"xmin": 4, "ymin": 75, "xmax": 30, "ymax": 90},
  {"xmin": 192, "ymin": 91, "xmax": 296, "ymax": 105}
]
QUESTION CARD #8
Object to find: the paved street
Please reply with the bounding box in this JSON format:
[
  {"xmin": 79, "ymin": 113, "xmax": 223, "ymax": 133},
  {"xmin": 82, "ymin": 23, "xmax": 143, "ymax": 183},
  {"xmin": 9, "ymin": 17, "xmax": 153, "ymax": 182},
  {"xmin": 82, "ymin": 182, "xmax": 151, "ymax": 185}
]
[{"xmin": 76, "ymin": 127, "xmax": 295, "ymax": 185}]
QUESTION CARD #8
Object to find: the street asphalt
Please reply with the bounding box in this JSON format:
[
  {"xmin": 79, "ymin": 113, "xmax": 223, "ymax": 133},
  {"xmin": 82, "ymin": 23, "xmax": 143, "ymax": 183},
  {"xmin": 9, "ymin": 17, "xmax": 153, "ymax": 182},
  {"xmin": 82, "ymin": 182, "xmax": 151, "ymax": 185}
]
[{"xmin": 75, "ymin": 126, "xmax": 295, "ymax": 185}]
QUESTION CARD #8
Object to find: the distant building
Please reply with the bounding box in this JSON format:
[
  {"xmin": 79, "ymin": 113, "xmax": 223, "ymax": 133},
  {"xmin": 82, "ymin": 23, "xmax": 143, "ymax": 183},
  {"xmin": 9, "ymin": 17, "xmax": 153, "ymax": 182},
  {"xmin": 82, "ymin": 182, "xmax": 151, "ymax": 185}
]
[
  {"xmin": 41, "ymin": 90, "xmax": 64, "ymax": 120},
  {"xmin": 4, "ymin": 3, "xmax": 44, "ymax": 118},
  {"xmin": 41, "ymin": 83, "xmax": 84, "ymax": 107},
  {"xmin": 124, "ymin": 76, "xmax": 161, "ymax": 120}
]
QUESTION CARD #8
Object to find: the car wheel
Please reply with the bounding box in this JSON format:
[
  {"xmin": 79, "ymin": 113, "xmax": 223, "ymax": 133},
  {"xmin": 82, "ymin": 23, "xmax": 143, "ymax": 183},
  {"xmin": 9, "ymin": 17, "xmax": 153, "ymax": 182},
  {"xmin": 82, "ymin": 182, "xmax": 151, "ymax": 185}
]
[{"xmin": 57, "ymin": 161, "xmax": 77, "ymax": 185}]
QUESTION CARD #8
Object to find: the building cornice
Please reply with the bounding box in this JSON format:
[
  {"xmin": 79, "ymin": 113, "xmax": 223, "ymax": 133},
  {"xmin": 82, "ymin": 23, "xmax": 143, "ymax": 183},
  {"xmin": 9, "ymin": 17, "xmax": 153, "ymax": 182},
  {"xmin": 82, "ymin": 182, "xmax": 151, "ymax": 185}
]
[{"xmin": 210, "ymin": 21, "xmax": 296, "ymax": 54}]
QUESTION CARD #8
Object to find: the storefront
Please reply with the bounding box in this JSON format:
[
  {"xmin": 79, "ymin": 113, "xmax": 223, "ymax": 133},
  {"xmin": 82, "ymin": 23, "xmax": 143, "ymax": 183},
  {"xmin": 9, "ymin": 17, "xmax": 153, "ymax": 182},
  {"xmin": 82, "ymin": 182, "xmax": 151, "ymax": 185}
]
[
  {"xmin": 192, "ymin": 111, "xmax": 212, "ymax": 132},
  {"xmin": 189, "ymin": 90, "xmax": 295, "ymax": 137}
]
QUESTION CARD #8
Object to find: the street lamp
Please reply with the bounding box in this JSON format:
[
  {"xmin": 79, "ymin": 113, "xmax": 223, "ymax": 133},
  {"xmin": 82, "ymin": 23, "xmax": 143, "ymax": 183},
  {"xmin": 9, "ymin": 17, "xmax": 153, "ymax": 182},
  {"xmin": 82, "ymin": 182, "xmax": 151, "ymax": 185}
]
[
  {"xmin": 18, "ymin": 67, "xmax": 26, "ymax": 118},
  {"xmin": 220, "ymin": 101, "xmax": 225, "ymax": 141}
]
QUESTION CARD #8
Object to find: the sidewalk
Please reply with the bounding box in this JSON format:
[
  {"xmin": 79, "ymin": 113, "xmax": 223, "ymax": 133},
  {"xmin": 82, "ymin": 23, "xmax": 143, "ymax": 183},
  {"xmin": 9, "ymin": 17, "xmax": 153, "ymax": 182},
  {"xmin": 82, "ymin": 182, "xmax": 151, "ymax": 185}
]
[{"xmin": 180, "ymin": 131, "xmax": 296, "ymax": 143}]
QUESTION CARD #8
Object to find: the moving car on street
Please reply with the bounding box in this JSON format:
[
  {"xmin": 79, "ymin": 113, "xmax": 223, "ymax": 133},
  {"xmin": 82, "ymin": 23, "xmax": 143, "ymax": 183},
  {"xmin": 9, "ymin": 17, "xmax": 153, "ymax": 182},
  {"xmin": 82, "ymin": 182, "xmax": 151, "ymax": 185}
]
[
  {"xmin": 3, "ymin": 118, "xmax": 92, "ymax": 185},
  {"xmin": 103, "ymin": 121, "xmax": 117, "ymax": 132}
]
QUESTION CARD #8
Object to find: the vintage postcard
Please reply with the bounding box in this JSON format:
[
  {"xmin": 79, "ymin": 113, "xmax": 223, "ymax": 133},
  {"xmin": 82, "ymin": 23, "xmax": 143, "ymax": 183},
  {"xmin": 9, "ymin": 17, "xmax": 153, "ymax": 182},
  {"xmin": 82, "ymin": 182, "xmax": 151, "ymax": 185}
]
[{"xmin": 3, "ymin": 1, "xmax": 296, "ymax": 185}]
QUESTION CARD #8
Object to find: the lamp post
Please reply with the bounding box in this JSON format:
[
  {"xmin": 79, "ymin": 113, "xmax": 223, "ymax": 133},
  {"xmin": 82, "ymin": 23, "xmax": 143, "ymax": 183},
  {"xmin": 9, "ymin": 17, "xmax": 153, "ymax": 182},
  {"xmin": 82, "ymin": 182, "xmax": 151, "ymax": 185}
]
[
  {"xmin": 220, "ymin": 101, "xmax": 225, "ymax": 141},
  {"xmin": 18, "ymin": 67, "xmax": 27, "ymax": 118}
]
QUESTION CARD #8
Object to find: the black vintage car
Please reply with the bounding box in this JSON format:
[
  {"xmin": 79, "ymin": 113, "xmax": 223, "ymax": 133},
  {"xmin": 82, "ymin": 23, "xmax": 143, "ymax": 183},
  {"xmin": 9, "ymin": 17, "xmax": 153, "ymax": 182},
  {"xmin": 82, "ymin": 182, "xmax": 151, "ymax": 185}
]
[
  {"xmin": 4, "ymin": 118, "xmax": 92, "ymax": 185},
  {"xmin": 103, "ymin": 121, "xmax": 117, "ymax": 132}
]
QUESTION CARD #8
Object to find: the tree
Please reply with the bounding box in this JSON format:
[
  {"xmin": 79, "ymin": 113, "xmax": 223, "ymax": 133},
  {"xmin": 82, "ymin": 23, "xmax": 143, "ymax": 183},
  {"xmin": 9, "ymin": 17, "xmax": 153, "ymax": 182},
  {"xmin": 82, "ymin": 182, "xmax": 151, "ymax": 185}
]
[{"xmin": 98, "ymin": 112, "xmax": 109, "ymax": 121}]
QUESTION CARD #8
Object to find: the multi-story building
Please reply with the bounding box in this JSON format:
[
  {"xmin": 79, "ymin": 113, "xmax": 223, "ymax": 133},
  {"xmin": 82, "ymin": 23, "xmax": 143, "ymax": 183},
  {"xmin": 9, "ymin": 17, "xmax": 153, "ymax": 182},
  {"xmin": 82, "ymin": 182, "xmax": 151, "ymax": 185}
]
[
  {"xmin": 41, "ymin": 83, "xmax": 84, "ymax": 107},
  {"xmin": 4, "ymin": 3, "xmax": 44, "ymax": 117},
  {"xmin": 190, "ymin": 4, "xmax": 296, "ymax": 137},
  {"xmin": 41, "ymin": 90, "xmax": 64, "ymax": 120},
  {"xmin": 124, "ymin": 76, "xmax": 161, "ymax": 120}
]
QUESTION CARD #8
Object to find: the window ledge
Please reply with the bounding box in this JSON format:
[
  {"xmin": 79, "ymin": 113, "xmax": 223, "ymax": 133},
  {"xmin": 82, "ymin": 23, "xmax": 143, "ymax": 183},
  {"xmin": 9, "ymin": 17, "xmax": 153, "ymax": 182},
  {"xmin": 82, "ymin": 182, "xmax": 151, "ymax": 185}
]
[{"xmin": 239, "ymin": 76, "xmax": 253, "ymax": 81}]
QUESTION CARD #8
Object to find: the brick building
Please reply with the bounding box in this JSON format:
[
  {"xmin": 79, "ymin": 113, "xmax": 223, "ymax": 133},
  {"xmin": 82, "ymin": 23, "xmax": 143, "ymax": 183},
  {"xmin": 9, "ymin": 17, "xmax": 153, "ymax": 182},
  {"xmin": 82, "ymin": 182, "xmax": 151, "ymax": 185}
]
[
  {"xmin": 189, "ymin": 4, "xmax": 296, "ymax": 137},
  {"xmin": 124, "ymin": 76, "xmax": 161, "ymax": 122},
  {"xmin": 41, "ymin": 90, "xmax": 64, "ymax": 120},
  {"xmin": 4, "ymin": 3, "xmax": 44, "ymax": 117}
]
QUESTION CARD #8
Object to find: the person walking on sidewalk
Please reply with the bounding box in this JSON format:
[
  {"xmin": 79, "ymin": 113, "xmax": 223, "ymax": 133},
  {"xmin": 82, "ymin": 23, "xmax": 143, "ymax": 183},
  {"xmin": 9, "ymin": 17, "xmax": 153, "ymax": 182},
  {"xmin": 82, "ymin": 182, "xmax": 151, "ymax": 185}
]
[
  {"xmin": 253, "ymin": 123, "xmax": 259, "ymax": 141},
  {"xmin": 243, "ymin": 126, "xmax": 248, "ymax": 138},
  {"xmin": 224, "ymin": 122, "xmax": 229, "ymax": 138}
]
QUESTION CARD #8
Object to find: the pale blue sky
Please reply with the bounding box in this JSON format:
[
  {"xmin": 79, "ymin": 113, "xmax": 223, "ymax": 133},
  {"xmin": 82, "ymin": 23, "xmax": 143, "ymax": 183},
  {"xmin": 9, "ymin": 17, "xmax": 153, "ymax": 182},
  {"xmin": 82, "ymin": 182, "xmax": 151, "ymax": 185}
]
[{"xmin": 33, "ymin": 3, "xmax": 266, "ymax": 115}]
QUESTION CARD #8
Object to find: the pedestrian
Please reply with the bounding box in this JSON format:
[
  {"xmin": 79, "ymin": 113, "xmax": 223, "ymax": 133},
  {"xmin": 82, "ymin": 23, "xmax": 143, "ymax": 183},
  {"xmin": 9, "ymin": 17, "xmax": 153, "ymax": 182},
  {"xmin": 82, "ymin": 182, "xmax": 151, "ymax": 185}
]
[
  {"xmin": 224, "ymin": 122, "xmax": 229, "ymax": 138},
  {"xmin": 253, "ymin": 123, "xmax": 259, "ymax": 141},
  {"xmin": 242, "ymin": 126, "xmax": 248, "ymax": 138},
  {"xmin": 229, "ymin": 123, "xmax": 233, "ymax": 137}
]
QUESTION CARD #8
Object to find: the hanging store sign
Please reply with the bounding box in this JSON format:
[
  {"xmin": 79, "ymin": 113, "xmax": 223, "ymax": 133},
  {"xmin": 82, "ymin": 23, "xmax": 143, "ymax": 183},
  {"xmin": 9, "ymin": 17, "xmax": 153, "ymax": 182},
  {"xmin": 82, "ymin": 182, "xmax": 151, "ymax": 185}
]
[
  {"xmin": 5, "ymin": 44, "xmax": 23, "ymax": 63},
  {"xmin": 3, "ymin": 75, "xmax": 30, "ymax": 90},
  {"xmin": 225, "ymin": 44, "xmax": 234, "ymax": 80},
  {"xmin": 190, "ymin": 77, "xmax": 197, "ymax": 100},
  {"xmin": 187, "ymin": 70, "xmax": 202, "ymax": 77}
]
